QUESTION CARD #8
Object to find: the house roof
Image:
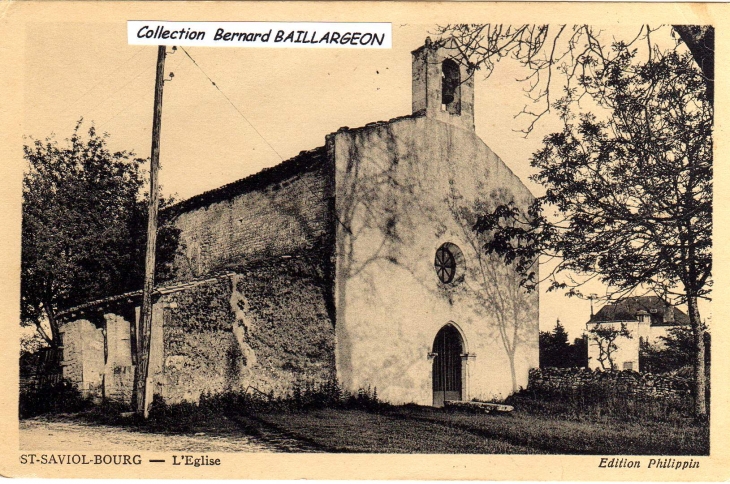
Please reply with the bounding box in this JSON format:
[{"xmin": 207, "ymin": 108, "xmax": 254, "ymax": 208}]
[{"xmin": 589, "ymin": 296, "xmax": 689, "ymax": 327}]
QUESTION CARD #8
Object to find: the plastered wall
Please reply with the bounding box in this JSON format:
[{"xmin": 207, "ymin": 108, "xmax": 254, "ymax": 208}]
[
  {"xmin": 586, "ymin": 321, "xmax": 677, "ymax": 371},
  {"xmin": 103, "ymin": 313, "xmax": 135, "ymax": 402},
  {"xmin": 60, "ymin": 313, "xmax": 136, "ymax": 403},
  {"xmin": 333, "ymin": 116, "xmax": 539, "ymax": 405},
  {"xmin": 60, "ymin": 319, "xmax": 105, "ymax": 399}
]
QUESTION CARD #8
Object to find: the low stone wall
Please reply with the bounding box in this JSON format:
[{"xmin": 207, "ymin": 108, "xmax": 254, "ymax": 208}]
[{"xmin": 528, "ymin": 367, "xmax": 692, "ymax": 399}]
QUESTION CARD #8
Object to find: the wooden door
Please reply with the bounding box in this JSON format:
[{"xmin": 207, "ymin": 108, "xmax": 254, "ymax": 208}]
[{"xmin": 432, "ymin": 325, "xmax": 463, "ymax": 407}]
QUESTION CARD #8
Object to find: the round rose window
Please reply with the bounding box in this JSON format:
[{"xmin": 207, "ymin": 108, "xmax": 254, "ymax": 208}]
[{"xmin": 434, "ymin": 243, "xmax": 464, "ymax": 284}]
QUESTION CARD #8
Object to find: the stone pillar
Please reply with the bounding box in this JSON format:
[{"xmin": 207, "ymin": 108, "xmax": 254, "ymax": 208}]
[
  {"xmin": 103, "ymin": 313, "xmax": 134, "ymax": 404},
  {"xmin": 59, "ymin": 319, "xmax": 105, "ymax": 400}
]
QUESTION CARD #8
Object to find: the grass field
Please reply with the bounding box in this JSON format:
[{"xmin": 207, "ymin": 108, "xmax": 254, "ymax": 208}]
[
  {"xmin": 24, "ymin": 381, "xmax": 709, "ymax": 454},
  {"xmin": 247, "ymin": 405, "xmax": 708, "ymax": 454},
  {"xmin": 61, "ymin": 396, "xmax": 707, "ymax": 454}
]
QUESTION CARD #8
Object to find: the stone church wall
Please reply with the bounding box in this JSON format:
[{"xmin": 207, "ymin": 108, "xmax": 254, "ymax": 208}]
[
  {"xmin": 159, "ymin": 261, "xmax": 335, "ymax": 404},
  {"xmin": 166, "ymin": 148, "xmax": 334, "ymax": 281},
  {"xmin": 59, "ymin": 256, "xmax": 335, "ymax": 406},
  {"xmin": 58, "ymin": 145, "xmax": 337, "ymax": 407},
  {"xmin": 159, "ymin": 277, "xmax": 238, "ymax": 403}
]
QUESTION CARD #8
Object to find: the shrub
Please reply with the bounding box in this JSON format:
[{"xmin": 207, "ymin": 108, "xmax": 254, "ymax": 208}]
[
  {"xmin": 20, "ymin": 379, "xmax": 91, "ymax": 419},
  {"xmin": 195, "ymin": 380, "xmax": 384, "ymax": 416},
  {"xmin": 93, "ymin": 381, "xmax": 386, "ymax": 432},
  {"xmin": 507, "ymin": 381, "xmax": 694, "ymax": 422},
  {"xmin": 145, "ymin": 394, "xmax": 219, "ymax": 432}
]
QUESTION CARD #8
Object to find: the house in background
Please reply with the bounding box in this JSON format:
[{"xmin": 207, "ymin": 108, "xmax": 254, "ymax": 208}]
[
  {"xmin": 586, "ymin": 296, "xmax": 689, "ymax": 371},
  {"xmin": 56, "ymin": 38, "xmax": 539, "ymax": 409}
]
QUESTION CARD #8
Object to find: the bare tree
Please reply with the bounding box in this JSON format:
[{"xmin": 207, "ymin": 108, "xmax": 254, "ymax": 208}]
[
  {"xmin": 434, "ymin": 24, "xmax": 713, "ymax": 135},
  {"xmin": 588, "ymin": 323, "xmax": 632, "ymax": 371}
]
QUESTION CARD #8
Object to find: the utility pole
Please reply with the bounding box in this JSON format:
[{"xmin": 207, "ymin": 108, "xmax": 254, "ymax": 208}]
[{"xmin": 135, "ymin": 45, "xmax": 167, "ymax": 418}]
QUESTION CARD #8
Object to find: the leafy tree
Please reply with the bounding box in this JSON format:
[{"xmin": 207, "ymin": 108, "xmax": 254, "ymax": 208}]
[
  {"xmin": 473, "ymin": 43, "xmax": 711, "ymax": 417},
  {"xmin": 571, "ymin": 336, "xmax": 588, "ymax": 368},
  {"xmin": 540, "ymin": 320, "xmax": 587, "ymax": 368},
  {"xmin": 588, "ymin": 323, "xmax": 633, "ymax": 371},
  {"xmin": 640, "ymin": 326, "xmax": 711, "ymax": 375},
  {"xmin": 540, "ymin": 319, "xmax": 569, "ymax": 367},
  {"xmin": 434, "ymin": 24, "xmax": 713, "ymax": 134},
  {"xmin": 539, "ymin": 331, "xmax": 553, "ymax": 364},
  {"xmin": 22, "ymin": 121, "xmax": 179, "ymax": 348},
  {"xmin": 550, "ymin": 320, "xmax": 570, "ymax": 348},
  {"xmin": 20, "ymin": 331, "xmax": 47, "ymax": 356}
]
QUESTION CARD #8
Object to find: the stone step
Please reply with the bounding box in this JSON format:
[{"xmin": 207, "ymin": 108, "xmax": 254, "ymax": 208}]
[{"xmin": 444, "ymin": 400, "xmax": 514, "ymax": 413}]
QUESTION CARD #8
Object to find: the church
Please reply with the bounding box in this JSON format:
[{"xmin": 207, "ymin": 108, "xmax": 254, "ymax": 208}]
[{"xmin": 56, "ymin": 38, "xmax": 539, "ymax": 408}]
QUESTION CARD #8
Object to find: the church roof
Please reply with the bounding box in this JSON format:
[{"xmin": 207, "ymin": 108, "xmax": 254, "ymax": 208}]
[
  {"xmin": 589, "ymin": 296, "xmax": 689, "ymax": 327},
  {"xmin": 163, "ymin": 112, "xmax": 425, "ymax": 220}
]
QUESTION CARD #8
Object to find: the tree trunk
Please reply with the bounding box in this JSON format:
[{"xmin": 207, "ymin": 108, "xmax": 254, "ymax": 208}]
[
  {"xmin": 687, "ymin": 295, "xmax": 707, "ymax": 419},
  {"xmin": 43, "ymin": 303, "xmax": 60, "ymax": 349},
  {"xmin": 672, "ymin": 25, "xmax": 714, "ymax": 103}
]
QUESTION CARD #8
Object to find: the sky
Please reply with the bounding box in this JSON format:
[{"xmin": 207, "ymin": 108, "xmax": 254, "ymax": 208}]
[{"xmin": 22, "ymin": 21, "xmax": 708, "ymax": 339}]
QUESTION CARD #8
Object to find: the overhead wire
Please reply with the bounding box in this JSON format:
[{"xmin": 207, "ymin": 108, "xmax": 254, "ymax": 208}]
[
  {"xmin": 180, "ymin": 46, "xmax": 284, "ymax": 162},
  {"xmin": 99, "ymin": 87, "xmax": 150, "ymax": 130},
  {"xmin": 83, "ymin": 62, "xmax": 158, "ymax": 121},
  {"xmin": 99, "ymin": 48, "xmax": 188, "ymax": 130},
  {"xmin": 179, "ymin": 46, "xmax": 355, "ymax": 236}
]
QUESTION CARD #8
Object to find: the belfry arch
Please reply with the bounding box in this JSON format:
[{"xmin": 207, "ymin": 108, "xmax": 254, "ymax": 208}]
[{"xmin": 441, "ymin": 58, "xmax": 461, "ymax": 114}]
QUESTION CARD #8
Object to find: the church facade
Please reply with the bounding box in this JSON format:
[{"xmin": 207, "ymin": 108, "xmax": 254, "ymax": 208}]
[{"xmin": 57, "ymin": 39, "xmax": 539, "ymax": 408}]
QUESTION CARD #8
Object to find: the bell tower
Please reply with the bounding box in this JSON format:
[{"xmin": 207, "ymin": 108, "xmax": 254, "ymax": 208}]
[{"xmin": 411, "ymin": 37, "xmax": 475, "ymax": 132}]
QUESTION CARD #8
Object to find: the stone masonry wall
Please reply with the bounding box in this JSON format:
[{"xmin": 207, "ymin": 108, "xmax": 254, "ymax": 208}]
[
  {"xmin": 168, "ymin": 148, "xmax": 333, "ymax": 281},
  {"xmin": 102, "ymin": 313, "xmax": 134, "ymax": 403},
  {"xmin": 229, "ymin": 258, "xmax": 336, "ymax": 397},
  {"xmin": 160, "ymin": 261, "xmax": 335, "ymax": 404},
  {"xmin": 529, "ymin": 367, "xmax": 692, "ymax": 400},
  {"xmin": 161, "ymin": 277, "xmax": 237, "ymax": 403}
]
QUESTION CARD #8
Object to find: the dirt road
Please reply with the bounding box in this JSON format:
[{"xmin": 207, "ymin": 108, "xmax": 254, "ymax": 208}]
[{"xmin": 20, "ymin": 418, "xmax": 278, "ymax": 453}]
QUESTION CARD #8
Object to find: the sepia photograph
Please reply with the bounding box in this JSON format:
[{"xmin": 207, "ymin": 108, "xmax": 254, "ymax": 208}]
[{"xmin": 2, "ymin": 1, "xmax": 728, "ymax": 480}]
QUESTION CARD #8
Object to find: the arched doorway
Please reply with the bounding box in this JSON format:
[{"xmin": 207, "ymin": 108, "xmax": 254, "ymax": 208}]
[{"xmin": 432, "ymin": 324, "xmax": 464, "ymax": 407}]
